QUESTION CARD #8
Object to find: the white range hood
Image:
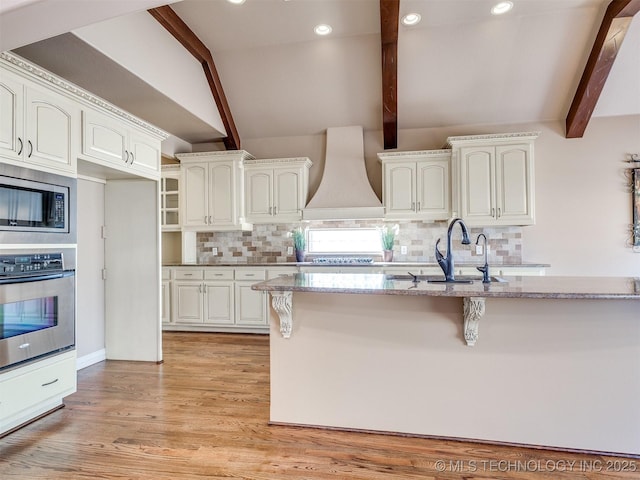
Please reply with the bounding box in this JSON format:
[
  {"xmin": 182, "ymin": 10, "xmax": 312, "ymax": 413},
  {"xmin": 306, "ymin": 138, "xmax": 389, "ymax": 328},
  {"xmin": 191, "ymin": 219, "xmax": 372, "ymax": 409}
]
[{"xmin": 303, "ymin": 126, "xmax": 384, "ymax": 220}]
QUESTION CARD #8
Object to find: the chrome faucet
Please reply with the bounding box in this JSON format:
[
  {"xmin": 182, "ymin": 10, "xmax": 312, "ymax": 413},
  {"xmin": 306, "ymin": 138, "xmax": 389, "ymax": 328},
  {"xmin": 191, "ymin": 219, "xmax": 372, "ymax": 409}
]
[
  {"xmin": 434, "ymin": 218, "xmax": 471, "ymax": 282},
  {"xmin": 475, "ymin": 233, "xmax": 491, "ymax": 283}
]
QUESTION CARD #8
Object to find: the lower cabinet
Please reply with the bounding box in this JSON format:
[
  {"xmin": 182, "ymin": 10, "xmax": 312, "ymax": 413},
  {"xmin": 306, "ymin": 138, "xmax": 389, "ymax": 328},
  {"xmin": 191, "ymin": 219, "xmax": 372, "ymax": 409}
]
[
  {"xmin": 0, "ymin": 350, "xmax": 77, "ymax": 435},
  {"xmin": 165, "ymin": 267, "xmax": 269, "ymax": 333}
]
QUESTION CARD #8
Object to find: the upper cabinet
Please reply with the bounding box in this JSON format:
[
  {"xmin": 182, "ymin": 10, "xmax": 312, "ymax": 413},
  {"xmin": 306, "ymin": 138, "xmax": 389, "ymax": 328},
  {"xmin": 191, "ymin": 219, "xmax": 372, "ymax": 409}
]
[
  {"xmin": 177, "ymin": 151, "xmax": 253, "ymax": 231},
  {"xmin": 244, "ymin": 158, "xmax": 312, "ymax": 223},
  {"xmin": 1, "ymin": 52, "xmax": 168, "ymax": 180},
  {"xmin": 161, "ymin": 165, "xmax": 181, "ymax": 231},
  {"xmin": 0, "ymin": 68, "xmax": 78, "ymax": 176},
  {"xmin": 378, "ymin": 150, "xmax": 451, "ymax": 221},
  {"xmin": 448, "ymin": 132, "xmax": 539, "ymax": 227},
  {"xmin": 81, "ymin": 108, "xmax": 161, "ymax": 179}
]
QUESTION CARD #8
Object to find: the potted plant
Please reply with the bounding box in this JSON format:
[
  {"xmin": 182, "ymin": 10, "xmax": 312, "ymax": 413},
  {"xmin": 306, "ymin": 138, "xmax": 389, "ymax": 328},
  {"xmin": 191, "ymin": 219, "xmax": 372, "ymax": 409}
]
[
  {"xmin": 380, "ymin": 224, "xmax": 399, "ymax": 262},
  {"xmin": 290, "ymin": 226, "xmax": 306, "ymax": 262}
]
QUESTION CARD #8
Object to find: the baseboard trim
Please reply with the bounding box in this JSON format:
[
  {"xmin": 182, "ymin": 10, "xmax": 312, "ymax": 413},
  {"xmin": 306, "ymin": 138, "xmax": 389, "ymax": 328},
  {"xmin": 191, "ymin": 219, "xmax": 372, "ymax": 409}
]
[{"xmin": 76, "ymin": 349, "xmax": 106, "ymax": 370}]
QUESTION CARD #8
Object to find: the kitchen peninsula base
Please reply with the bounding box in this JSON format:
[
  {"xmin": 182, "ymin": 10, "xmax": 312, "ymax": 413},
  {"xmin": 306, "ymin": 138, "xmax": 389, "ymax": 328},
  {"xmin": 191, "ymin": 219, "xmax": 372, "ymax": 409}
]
[{"xmin": 267, "ymin": 291, "xmax": 640, "ymax": 456}]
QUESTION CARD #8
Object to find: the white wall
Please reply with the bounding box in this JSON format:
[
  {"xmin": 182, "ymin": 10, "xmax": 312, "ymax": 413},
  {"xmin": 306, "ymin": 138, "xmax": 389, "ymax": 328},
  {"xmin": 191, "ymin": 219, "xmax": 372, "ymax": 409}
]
[{"xmin": 240, "ymin": 115, "xmax": 640, "ymax": 277}]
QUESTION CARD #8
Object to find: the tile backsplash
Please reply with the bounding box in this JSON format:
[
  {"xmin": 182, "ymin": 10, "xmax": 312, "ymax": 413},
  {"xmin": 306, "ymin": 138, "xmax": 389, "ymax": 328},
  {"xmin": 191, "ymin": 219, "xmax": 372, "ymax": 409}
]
[{"xmin": 196, "ymin": 220, "xmax": 522, "ymax": 264}]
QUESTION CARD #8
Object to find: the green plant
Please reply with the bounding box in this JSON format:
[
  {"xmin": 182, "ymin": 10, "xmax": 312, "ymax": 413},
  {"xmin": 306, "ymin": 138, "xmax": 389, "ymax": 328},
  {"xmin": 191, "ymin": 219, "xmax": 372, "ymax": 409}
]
[
  {"xmin": 380, "ymin": 224, "xmax": 399, "ymax": 250},
  {"xmin": 290, "ymin": 226, "xmax": 306, "ymax": 251}
]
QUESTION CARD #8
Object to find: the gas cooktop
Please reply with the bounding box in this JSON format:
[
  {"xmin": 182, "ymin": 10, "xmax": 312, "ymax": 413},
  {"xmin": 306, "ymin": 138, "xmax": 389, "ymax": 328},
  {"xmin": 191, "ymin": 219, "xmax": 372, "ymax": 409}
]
[{"xmin": 311, "ymin": 257, "xmax": 374, "ymax": 264}]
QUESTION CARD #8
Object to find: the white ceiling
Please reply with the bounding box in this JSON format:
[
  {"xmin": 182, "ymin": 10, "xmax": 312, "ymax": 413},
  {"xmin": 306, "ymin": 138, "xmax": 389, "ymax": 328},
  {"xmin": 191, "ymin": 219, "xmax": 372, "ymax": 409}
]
[{"xmin": 6, "ymin": 0, "xmax": 640, "ymax": 147}]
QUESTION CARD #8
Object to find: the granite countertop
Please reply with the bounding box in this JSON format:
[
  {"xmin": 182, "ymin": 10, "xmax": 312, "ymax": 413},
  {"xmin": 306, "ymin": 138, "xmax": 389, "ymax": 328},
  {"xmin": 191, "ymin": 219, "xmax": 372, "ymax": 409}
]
[
  {"xmin": 251, "ymin": 273, "xmax": 640, "ymax": 300},
  {"xmin": 163, "ymin": 261, "xmax": 550, "ymax": 268}
]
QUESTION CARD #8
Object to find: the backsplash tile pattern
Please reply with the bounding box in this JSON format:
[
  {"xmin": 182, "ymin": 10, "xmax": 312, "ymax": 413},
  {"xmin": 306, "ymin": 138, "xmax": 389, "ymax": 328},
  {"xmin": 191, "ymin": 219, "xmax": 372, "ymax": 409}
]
[{"xmin": 197, "ymin": 221, "xmax": 522, "ymax": 264}]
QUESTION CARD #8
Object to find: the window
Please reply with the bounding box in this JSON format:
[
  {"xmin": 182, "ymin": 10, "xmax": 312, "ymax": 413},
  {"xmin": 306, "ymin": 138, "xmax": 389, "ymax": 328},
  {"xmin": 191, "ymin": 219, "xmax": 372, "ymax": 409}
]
[{"xmin": 306, "ymin": 228, "xmax": 382, "ymax": 254}]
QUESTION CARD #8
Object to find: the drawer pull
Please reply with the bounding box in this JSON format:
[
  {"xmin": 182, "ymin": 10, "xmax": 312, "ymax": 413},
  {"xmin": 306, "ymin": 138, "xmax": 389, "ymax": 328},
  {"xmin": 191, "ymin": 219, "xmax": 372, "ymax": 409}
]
[
  {"xmin": 183, "ymin": 273, "xmax": 193, "ymax": 276},
  {"xmin": 245, "ymin": 274, "xmax": 255, "ymax": 277},
  {"xmin": 42, "ymin": 378, "xmax": 59, "ymax": 387},
  {"xmin": 19, "ymin": 343, "xmax": 30, "ymax": 349}
]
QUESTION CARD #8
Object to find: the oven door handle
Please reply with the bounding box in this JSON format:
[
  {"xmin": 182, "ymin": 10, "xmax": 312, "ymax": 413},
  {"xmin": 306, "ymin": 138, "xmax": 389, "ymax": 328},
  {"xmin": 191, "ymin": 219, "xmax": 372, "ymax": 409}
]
[{"xmin": 0, "ymin": 270, "xmax": 74, "ymax": 285}]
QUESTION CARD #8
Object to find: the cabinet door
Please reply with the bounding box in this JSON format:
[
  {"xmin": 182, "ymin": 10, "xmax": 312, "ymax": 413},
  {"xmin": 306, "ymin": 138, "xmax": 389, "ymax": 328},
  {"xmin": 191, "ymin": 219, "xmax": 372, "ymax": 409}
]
[
  {"xmin": 24, "ymin": 86, "xmax": 75, "ymax": 172},
  {"xmin": 204, "ymin": 282, "xmax": 235, "ymax": 325},
  {"xmin": 161, "ymin": 172, "xmax": 180, "ymax": 230},
  {"xmin": 129, "ymin": 129, "xmax": 160, "ymax": 176},
  {"xmin": 495, "ymin": 144, "xmax": 534, "ymax": 225},
  {"xmin": 417, "ymin": 160, "xmax": 449, "ymax": 219},
  {"xmin": 245, "ymin": 169, "xmax": 273, "ymax": 222},
  {"xmin": 0, "ymin": 73, "xmax": 23, "ymax": 162},
  {"xmin": 273, "ymin": 168, "xmax": 302, "ymax": 220},
  {"xmin": 460, "ymin": 146, "xmax": 495, "ymax": 224},
  {"xmin": 208, "ymin": 162, "xmax": 235, "ymax": 225},
  {"xmin": 234, "ymin": 282, "xmax": 267, "ymax": 326},
  {"xmin": 82, "ymin": 109, "xmax": 127, "ymax": 165},
  {"xmin": 173, "ymin": 282, "xmax": 203, "ymax": 323},
  {"xmin": 384, "ymin": 162, "xmax": 416, "ymax": 218},
  {"xmin": 182, "ymin": 163, "xmax": 208, "ymax": 227}
]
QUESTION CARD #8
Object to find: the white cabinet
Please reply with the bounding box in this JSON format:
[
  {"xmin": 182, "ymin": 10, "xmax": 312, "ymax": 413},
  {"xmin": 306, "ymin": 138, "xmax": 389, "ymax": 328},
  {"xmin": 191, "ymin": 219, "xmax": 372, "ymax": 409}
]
[
  {"xmin": 0, "ymin": 350, "xmax": 76, "ymax": 435},
  {"xmin": 172, "ymin": 268, "xmax": 235, "ymax": 325},
  {"xmin": 162, "ymin": 268, "xmax": 171, "ymax": 324},
  {"xmin": 244, "ymin": 158, "xmax": 312, "ymax": 223},
  {"xmin": 177, "ymin": 151, "xmax": 253, "ymax": 231},
  {"xmin": 448, "ymin": 132, "xmax": 539, "ymax": 226},
  {"xmin": 378, "ymin": 150, "xmax": 451, "ymax": 221},
  {"xmin": 0, "ymin": 68, "xmax": 78, "ymax": 175},
  {"xmin": 161, "ymin": 165, "xmax": 180, "ymax": 231},
  {"xmin": 234, "ymin": 269, "xmax": 267, "ymax": 327},
  {"xmin": 81, "ymin": 108, "xmax": 161, "ymax": 179}
]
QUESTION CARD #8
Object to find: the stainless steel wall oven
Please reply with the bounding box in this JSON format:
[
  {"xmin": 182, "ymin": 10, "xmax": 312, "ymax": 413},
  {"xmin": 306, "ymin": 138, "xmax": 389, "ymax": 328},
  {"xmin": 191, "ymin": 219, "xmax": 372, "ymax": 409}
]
[
  {"xmin": 0, "ymin": 164, "xmax": 76, "ymax": 245},
  {"xmin": 0, "ymin": 251, "xmax": 75, "ymax": 371}
]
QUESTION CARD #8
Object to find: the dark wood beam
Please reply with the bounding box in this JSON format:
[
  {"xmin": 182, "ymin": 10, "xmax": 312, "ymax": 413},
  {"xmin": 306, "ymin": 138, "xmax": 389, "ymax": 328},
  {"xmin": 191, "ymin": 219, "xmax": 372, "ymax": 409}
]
[
  {"xmin": 148, "ymin": 6, "xmax": 240, "ymax": 150},
  {"xmin": 380, "ymin": 0, "xmax": 399, "ymax": 149},
  {"xmin": 565, "ymin": 0, "xmax": 640, "ymax": 138}
]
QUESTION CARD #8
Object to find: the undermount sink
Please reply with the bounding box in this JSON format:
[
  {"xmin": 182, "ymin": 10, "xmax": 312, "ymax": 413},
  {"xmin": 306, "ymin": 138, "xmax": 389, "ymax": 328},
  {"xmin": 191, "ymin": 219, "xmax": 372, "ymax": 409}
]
[{"xmin": 386, "ymin": 274, "xmax": 508, "ymax": 284}]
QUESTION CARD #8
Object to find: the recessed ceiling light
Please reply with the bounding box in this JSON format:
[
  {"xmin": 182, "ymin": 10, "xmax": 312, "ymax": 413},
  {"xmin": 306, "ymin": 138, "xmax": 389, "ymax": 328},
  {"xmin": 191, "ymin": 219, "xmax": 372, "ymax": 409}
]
[
  {"xmin": 401, "ymin": 13, "xmax": 421, "ymax": 26},
  {"xmin": 491, "ymin": 1, "xmax": 513, "ymax": 15},
  {"xmin": 227, "ymin": 0, "xmax": 245, "ymax": 4},
  {"xmin": 314, "ymin": 24, "xmax": 332, "ymax": 36}
]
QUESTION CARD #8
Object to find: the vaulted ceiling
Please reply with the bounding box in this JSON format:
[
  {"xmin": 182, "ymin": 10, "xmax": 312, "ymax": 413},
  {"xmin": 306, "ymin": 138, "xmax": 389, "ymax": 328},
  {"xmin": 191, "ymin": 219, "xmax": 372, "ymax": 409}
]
[{"xmin": 4, "ymin": 0, "xmax": 639, "ymax": 150}]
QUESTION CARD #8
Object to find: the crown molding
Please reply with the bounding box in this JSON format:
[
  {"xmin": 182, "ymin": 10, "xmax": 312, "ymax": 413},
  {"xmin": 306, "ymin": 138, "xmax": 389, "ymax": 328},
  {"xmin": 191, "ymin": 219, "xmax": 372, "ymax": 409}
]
[
  {"xmin": 243, "ymin": 157, "xmax": 312, "ymax": 168},
  {"xmin": 447, "ymin": 131, "xmax": 541, "ymax": 145},
  {"xmin": 0, "ymin": 52, "xmax": 169, "ymax": 140},
  {"xmin": 377, "ymin": 149, "xmax": 452, "ymax": 161},
  {"xmin": 175, "ymin": 150, "xmax": 255, "ymax": 162}
]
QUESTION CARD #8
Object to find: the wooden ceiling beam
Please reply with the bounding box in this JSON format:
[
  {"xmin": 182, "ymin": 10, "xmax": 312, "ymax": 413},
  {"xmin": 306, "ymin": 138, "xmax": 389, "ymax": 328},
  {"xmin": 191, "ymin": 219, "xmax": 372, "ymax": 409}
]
[
  {"xmin": 380, "ymin": 0, "xmax": 399, "ymax": 149},
  {"xmin": 148, "ymin": 5, "xmax": 240, "ymax": 150},
  {"xmin": 565, "ymin": 0, "xmax": 640, "ymax": 138}
]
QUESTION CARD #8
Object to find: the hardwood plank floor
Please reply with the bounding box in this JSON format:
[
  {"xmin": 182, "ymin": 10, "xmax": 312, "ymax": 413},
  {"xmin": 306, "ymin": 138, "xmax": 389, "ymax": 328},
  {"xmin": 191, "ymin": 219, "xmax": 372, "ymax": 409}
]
[{"xmin": 1, "ymin": 332, "xmax": 638, "ymax": 479}]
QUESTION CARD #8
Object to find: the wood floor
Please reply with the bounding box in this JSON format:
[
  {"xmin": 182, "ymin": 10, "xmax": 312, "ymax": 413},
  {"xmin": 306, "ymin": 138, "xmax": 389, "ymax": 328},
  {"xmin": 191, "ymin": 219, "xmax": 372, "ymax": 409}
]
[{"xmin": 1, "ymin": 332, "xmax": 638, "ymax": 479}]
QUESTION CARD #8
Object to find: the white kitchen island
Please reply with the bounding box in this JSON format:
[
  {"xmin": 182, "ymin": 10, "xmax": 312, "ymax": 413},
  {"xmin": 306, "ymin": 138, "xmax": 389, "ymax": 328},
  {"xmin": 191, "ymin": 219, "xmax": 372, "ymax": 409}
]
[{"xmin": 253, "ymin": 273, "xmax": 640, "ymax": 457}]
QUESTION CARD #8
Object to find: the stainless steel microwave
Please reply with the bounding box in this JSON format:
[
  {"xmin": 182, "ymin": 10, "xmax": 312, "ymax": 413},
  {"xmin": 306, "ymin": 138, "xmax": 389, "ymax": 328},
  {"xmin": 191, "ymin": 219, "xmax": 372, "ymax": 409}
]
[{"xmin": 0, "ymin": 163, "xmax": 76, "ymax": 245}]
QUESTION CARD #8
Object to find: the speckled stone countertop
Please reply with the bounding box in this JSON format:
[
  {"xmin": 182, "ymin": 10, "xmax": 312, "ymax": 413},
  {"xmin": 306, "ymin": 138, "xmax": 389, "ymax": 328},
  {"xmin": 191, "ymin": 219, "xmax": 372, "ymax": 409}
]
[
  {"xmin": 251, "ymin": 273, "xmax": 640, "ymax": 300},
  {"xmin": 164, "ymin": 261, "xmax": 550, "ymax": 268}
]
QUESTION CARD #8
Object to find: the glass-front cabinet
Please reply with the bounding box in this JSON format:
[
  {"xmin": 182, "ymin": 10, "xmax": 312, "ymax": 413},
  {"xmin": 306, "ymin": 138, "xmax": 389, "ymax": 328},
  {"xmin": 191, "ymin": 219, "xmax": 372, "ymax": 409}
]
[{"xmin": 161, "ymin": 165, "xmax": 180, "ymax": 231}]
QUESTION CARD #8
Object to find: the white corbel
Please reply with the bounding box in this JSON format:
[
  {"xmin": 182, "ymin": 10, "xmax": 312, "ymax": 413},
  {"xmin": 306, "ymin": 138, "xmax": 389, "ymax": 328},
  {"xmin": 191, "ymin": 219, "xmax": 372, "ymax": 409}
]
[
  {"xmin": 463, "ymin": 297, "xmax": 485, "ymax": 346},
  {"xmin": 271, "ymin": 291, "xmax": 293, "ymax": 338}
]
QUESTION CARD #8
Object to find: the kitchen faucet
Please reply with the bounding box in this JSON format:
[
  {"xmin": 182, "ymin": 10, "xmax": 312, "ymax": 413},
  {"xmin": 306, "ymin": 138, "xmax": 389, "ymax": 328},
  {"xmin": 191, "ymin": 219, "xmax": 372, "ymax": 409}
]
[
  {"xmin": 433, "ymin": 218, "xmax": 471, "ymax": 282},
  {"xmin": 475, "ymin": 233, "xmax": 491, "ymax": 283}
]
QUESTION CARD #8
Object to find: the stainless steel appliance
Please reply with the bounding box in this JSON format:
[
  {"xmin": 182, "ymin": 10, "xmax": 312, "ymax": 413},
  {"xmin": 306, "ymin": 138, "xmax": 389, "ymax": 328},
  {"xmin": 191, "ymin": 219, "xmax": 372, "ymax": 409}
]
[
  {"xmin": 0, "ymin": 164, "xmax": 76, "ymax": 245},
  {"xmin": 0, "ymin": 251, "xmax": 75, "ymax": 371}
]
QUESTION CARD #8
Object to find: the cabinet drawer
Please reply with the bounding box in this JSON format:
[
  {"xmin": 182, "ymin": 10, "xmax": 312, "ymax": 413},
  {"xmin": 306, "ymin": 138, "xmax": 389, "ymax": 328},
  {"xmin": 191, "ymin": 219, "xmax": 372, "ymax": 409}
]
[
  {"xmin": 204, "ymin": 269, "xmax": 234, "ymax": 281},
  {"xmin": 235, "ymin": 269, "xmax": 266, "ymax": 281},
  {"xmin": 174, "ymin": 269, "xmax": 204, "ymax": 280},
  {"xmin": 1, "ymin": 353, "xmax": 76, "ymax": 419},
  {"xmin": 162, "ymin": 268, "xmax": 171, "ymax": 280}
]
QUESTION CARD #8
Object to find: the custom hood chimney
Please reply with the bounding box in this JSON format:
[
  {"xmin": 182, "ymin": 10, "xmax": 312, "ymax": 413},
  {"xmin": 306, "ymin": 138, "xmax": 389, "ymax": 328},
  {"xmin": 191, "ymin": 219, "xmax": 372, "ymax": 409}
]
[{"xmin": 303, "ymin": 126, "xmax": 384, "ymax": 220}]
